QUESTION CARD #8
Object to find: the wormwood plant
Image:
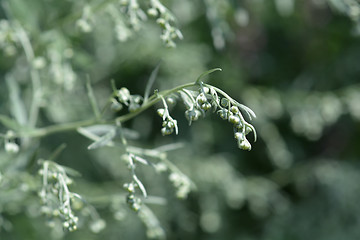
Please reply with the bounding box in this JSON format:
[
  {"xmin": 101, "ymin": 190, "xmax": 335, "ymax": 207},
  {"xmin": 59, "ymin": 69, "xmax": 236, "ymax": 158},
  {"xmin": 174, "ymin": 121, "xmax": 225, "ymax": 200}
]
[
  {"xmin": 0, "ymin": 0, "xmax": 260, "ymax": 238},
  {"xmin": 1, "ymin": 67, "xmax": 256, "ymax": 236}
]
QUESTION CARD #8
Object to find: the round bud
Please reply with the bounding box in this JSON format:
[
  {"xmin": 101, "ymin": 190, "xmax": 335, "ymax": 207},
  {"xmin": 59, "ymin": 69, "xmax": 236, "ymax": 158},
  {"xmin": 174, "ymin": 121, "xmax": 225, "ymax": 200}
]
[
  {"xmin": 166, "ymin": 121, "xmax": 175, "ymax": 129},
  {"xmin": 166, "ymin": 97, "xmax": 176, "ymax": 106},
  {"xmin": 156, "ymin": 18, "xmax": 166, "ymax": 27},
  {"xmin": 126, "ymin": 194, "xmax": 135, "ymax": 204},
  {"xmin": 5, "ymin": 141, "xmax": 19, "ymax": 153},
  {"xmin": 129, "ymin": 103, "xmax": 140, "ymax": 112},
  {"xmin": 228, "ymin": 115, "xmax": 240, "ymax": 125},
  {"xmin": 201, "ymin": 102, "xmax": 212, "ymax": 111},
  {"xmin": 157, "ymin": 108, "xmax": 165, "ymax": 117},
  {"xmin": 111, "ymin": 100, "xmax": 123, "ymax": 111},
  {"xmin": 117, "ymin": 87, "xmax": 130, "ymax": 103},
  {"xmin": 238, "ymin": 139, "xmax": 251, "ymax": 151},
  {"xmin": 230, "ymin": 106, "xmax": 239, "ymax": 114},
  {"xmin": 217, "ymin": 109, "xmax": 229, "ymax": 120},
  {"xmin": 199, "ymin": 87, "xmax": 210, "ymax": 94},
  {"xmin": 132, "ymin": 95, "xmax": 142, "ymax": 103},
  {"xmin": 69, "ymin": 225, "xmax": 77, "ymax": 232},
  {"xmin": 234, "ymin": 132, "xmax": 245, "ymax": 141},
  {"xmin": 147, "ymin": 8, "xmax": 158, "ymax": 17},
  {"xmin": 161, "ymin": 127, "xmax": 173, "ymax": 136},
  {"xmin": 185, "ymin": 109, "xmax": 199, "ymax": 122},
  {"xmin": 197, "ymin": 93, "xmax": 207, "ymax": 104},
  {"xmin": 63, "ymin": 221, "xmax": 70, "ymax": 229},
  {"xmin": 220, "ymin": 98, "xmax": 229, "ymax": 107}
]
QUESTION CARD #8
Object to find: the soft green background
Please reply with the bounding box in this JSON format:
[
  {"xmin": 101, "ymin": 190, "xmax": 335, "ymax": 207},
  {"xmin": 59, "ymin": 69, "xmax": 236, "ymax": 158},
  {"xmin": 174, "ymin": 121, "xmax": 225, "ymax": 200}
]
[{"xmin": 1, "ymin": 0, "xmax": 360, "ymax": 239}]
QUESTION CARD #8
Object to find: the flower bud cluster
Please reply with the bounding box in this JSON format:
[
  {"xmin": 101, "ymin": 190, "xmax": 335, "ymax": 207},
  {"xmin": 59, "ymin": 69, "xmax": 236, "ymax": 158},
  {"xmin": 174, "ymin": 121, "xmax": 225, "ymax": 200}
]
[
  {"xmin": 0, "ymin": 20, "xmax": 19, "ymax": 56},
  {"xmin": 76, "ymin": 5, "xmax": 94, "ymax": 33},
  {"xmin": 178, "ymin": 84, "xmax": 256, "ymax": 150},
  {"xmin": 182, "ymin": 87, "xmax": 218, "ymax": 126},
  {"xmin": 119, "ymin": 0, "xmax": 147, "ymax": 30},
  {"xmin": 147, "ymin": 0, "xmax": 183, "ymax": 47},
  {"xmin": 121, "ymin": 153, "xmax": 148, "ymax": 212},
  {"xmin": 112, "ymin": 87, "xmax": 143, "ymax": 112},
  {"xmin": 3, "ymin": 131, "xmax": 19, "ymax": 154},
  {"xmin": 217, "ymin": 104, "xmax": 255, "ymax": 151},
  {"xmin": 124, "ymin": 182, "xmax": 142, "ymax": 212},
  {"xmin": 38, "ymin": 160, "xmax": 81, "ymax": 231},
  {"xmin": 169, "ymin": 172, "xmax": 192, "ymax": 199},
  {"xmin": 157, "ymin": 98, "xmax": 178, "ymax": 136}
]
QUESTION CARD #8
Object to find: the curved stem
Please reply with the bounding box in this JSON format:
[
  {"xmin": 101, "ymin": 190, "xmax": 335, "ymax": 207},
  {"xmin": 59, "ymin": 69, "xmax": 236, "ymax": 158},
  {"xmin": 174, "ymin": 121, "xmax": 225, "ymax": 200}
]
[
  {"xmin": 203, "ymin": 83, "xmax": 256, "ymax": 119},
  {"xmin": 16, "ymin": 82, "xmax": 197, "ymax": 139}
]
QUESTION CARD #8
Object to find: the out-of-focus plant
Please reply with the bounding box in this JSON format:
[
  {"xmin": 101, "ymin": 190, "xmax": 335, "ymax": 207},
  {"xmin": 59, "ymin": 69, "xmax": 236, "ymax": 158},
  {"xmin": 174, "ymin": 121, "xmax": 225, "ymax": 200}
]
[
  {"xmin": 0, "ymin": 0, "xmax": 258, "ymax": 238},
  {"xmin": 2, "ymin": 0, "xmax": 360, "ymax": 239}
]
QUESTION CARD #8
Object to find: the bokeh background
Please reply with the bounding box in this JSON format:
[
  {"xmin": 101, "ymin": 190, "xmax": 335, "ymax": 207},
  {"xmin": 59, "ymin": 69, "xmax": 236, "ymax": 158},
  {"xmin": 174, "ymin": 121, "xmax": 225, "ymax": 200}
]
[{"xmin": 1, "ymin": 0, "xmax": 360, "ymax": 239}]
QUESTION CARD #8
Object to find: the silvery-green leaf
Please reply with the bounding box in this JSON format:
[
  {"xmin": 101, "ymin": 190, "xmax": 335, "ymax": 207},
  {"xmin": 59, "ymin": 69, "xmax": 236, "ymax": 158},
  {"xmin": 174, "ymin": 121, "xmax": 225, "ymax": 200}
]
[
  {"xmin": 85, "ymin": 127, "xmax": 116, "ymax": 150},
  {"xmin": 144, "ymin": 63, "xmax": 160, "ymax": 103},
  {"xmin": 0, "ymin": 115, "xmax": 23, "ymax": 131},
  {"xmin": 6, "ymin": 76, "xmax": 27, "ymax": 126},
  {"xmin": 79, "ymin": 125, "xmax": 116, "ymax": 136}
]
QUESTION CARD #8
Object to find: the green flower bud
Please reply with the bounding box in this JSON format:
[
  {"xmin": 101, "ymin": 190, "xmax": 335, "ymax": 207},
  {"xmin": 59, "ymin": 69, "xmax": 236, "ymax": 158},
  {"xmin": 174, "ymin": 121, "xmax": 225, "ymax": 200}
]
[
  {"xmin": 185, "ymin": 109, "xmax": 201, "ymax": 125},
  {"xmin": 238, "ymin": 138, "xmax": 251, "ymax": 151},
  {"xmin": 234, "ymin": 132, "xmax": 245, "ymax": 141},
  {"xmin": 217, "ymin": 109, "xmax": 229, "ymax": 120},
  {"xmin": 200, "ymin": 87, "xmax": 210, "ymax": 94},
  {"xmin": 63, "ymin": 221, "xmax": 70, "ymax": 229},
  {"xmin": 221, "ymin": 98, "xmax": 229, "ymax": 107},
  {"xmin": 117, "ymin": 87, "xmax": 131, "ymax": 103},
  {"xmin": 111, "ymin": 100, "xmax": 123, "ymax": 111},
  {"xmin": 157, "ymin": 108, "xmax": 165, "ymax": 117},
  {"xmin": 129, "ymin": 103, "xmax": 140, "ymax": 112},
  {"xmin": 230, "ymin": 106, "xmax": 239, "ymax": 114},
  {"xmin": 147, "ymin": 8, "xmax": 158, "ymax": 17},
  {"xmin": 166, "ymin": 120, "xmax": 175, "ymax": 129},
  {"xmin": 132, "ymin": 95, "xmax": 143, "ymax": 104},
  {"xmin": 197, "ymin": 93, "xmax": 207, "ymax": 104},
  {"xmin": 166, "ymin": 97, "xmax": 176, "ymax": 106},
  {"xmin": 126, "ymin": 194, "xmax": 135, "ymax": 204},
  {"xmin": 161, "ymin": 127, "xmax": 173, "ymax": 136},
  {"xmin": 201, "ymin": 102, "xmax": 212, "ymax": 111},
  {"xmin": 156, "ymin": 18, "xmax": 166, "ymax": 27},
  {"xmin": 123, "ymin": 183, "xmax": 135, "ymax": 193},
  {"xmin": 228, "ymin": 115, "xmax": 240, "ymax": 125}
]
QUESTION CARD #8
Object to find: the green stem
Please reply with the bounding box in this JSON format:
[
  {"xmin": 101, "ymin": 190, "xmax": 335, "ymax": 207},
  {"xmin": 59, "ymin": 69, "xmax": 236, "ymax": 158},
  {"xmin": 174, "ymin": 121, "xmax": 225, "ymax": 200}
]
[
  {"xmin": 16, "ymin": 23, "xmax": 42, "ymax": 128},
  {"xmin": 16, "ymin": 82, "xmax": 197, "ymax": 139}
]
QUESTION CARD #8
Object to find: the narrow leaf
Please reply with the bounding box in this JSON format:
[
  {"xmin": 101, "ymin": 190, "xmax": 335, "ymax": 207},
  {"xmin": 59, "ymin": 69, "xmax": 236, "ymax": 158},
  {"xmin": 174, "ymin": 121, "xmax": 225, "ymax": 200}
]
[
  {"xmin": 48, "ymin": 143, "xmax": 67, "ymax": 161},
  {"xmin": 62, "ymin": 165, "xmax": 82, "ymax": 177},
  {"xmin": 144, "ymin": 63, "xmax": 161, "ymax": 103},
  {"xmin": 87, "ymin": 128, "xmax": 116, "ymax": 150},
  {"xmin": 6, "ymin": 76, "xmax": 28, "ymax": 126},
  {"xmin": 86, "ymin": 77, "xmax": 101, "ymax": 119},
  {"xmin": 179, "ymin": 90, "xmax": 193, "ymax": 109},
  {"xmin": 133, "ymin": 155, "xmax": 151, "ymax": 165},
  {"xmin": 77, "ymin": 127, "xmax": 115, "ymax": 148},
  {"xmin": 0, "ymin": 114, "xmax": 23, "ymax": 130},
  {"xmin": 237, "ymin": 103, "xmax": 257, "ymax": 119},
  {"xmin": 79, "ymin": 125, "xmax": 115, "ymax": 136},
  {"xmin": 196, "ymin": 68, "xmax": 222, "ymax": 84},
  {"xmin": 153, "ymin": 142, "xmax": 185, "ymax": 152}
]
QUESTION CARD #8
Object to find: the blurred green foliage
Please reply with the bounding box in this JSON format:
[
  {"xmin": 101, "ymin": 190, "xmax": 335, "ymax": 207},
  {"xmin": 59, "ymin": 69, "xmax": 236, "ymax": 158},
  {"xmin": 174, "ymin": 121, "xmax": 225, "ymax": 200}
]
[{"xmin": 1, "ymin": 0, "xmax": 360, "ymax": 239}]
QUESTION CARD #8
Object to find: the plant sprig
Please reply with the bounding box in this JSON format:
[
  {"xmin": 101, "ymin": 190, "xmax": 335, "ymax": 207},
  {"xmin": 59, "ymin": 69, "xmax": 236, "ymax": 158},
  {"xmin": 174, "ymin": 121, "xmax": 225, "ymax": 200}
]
[{"xmin": 8, "ymin": 69, "xmax": 256, "ymax": 150}]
